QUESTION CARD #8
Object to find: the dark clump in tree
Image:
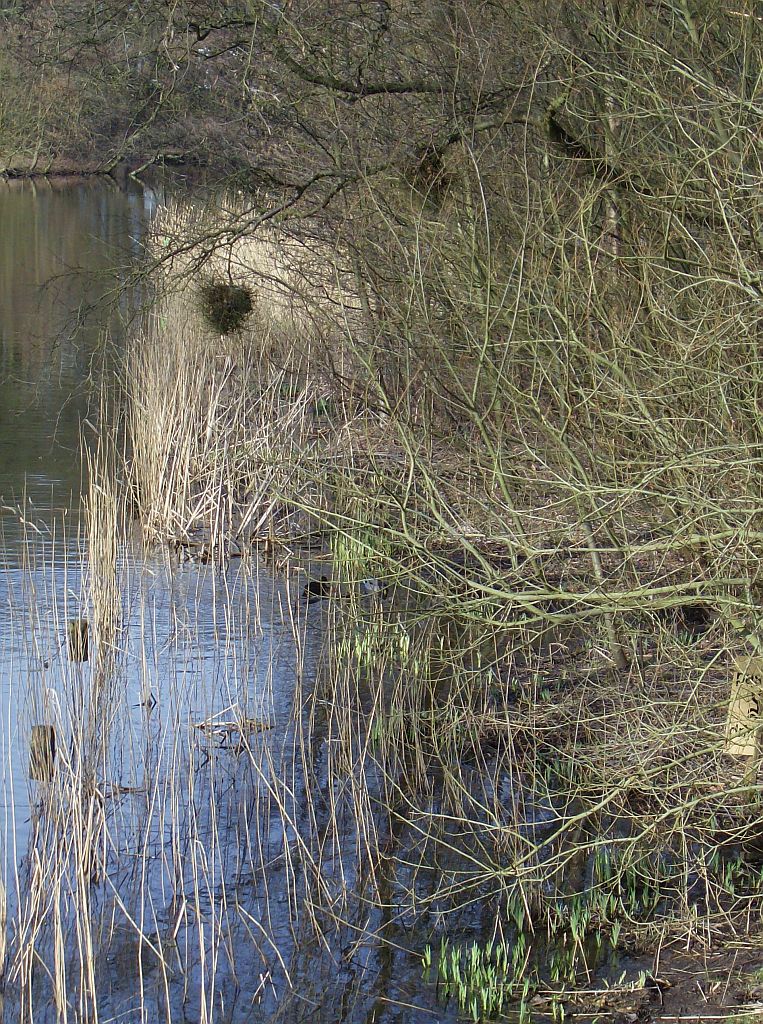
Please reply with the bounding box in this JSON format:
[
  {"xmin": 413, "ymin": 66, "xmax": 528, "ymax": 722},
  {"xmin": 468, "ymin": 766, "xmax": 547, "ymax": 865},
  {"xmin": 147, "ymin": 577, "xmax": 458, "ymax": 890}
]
[{"xmin": 199, "ymin": 281, "xmax": 254, "ymax": 334}]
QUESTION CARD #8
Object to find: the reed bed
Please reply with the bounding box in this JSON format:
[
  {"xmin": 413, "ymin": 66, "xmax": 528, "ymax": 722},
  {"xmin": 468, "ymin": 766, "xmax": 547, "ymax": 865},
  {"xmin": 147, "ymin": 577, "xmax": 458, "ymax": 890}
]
[
  {"xmin": 6, "ymin": 489, "xmax": 326, "ymax": 1022},
  {"xmin": 6, "ymin": 64, "xmax": 763, "ymax": 1019}
]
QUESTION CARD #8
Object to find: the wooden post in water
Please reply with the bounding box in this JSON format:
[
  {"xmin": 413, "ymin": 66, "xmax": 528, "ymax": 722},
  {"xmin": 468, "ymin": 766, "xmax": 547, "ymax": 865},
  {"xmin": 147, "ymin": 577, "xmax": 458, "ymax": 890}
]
[
  {"xmin": 67, "ymin": 618, "xmax": 89, "ymax": 662},
  {"xmin": 29, "ymin": 724, "xmax": 56, "ymax": 782}
]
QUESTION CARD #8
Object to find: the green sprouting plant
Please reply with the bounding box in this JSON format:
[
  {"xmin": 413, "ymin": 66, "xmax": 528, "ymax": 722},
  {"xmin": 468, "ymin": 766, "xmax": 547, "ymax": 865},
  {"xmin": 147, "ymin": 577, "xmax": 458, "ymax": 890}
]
[
  {"xmin": 506, "ymin": 888, "xmax": 526, "ymax": 933},
  {"xmin": 518, "ymin": 976, "xmax": 533, "ymax": 1024},
  {"xmin": 369, "ymin": 712, "xmax": 384, "ymax": 748},
  {"xmin": 331, "ymin": 520, "xmax": 392, "ymax": 583},
  {"xmin": 422, "ymin": 943, "xmax": 433, "ymax": 974},
  {"xmin": 586, "ymin": 846, "xmax": 685, "ymax": 922},
  {"xmin": 427, "ymin": 935, "xmax": 537, "ymax": 1021},
  {"xmin": 706, "ymin": 846, "xmax": 722, "ymax": 874}
]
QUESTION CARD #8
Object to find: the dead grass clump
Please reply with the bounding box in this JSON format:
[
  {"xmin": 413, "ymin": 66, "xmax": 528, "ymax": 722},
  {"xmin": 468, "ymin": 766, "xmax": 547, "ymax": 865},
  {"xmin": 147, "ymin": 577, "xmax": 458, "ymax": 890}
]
[{"xmin": 199, "ymin": 279, "xmax": 254, "ymax": 334}]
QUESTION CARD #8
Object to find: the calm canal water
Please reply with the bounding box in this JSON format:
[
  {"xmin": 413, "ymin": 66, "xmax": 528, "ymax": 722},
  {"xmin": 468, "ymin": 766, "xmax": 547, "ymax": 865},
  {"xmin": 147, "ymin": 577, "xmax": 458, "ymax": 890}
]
[
  {"xmin": 0, "ymin": 177, "xmax": 463, "ymax": 1024},
  {"xmin": 0, "ymin": 177, "xmax": 155, "ymax": 868},
  {"xmin": 0, "ymin": 178, "xmax": 149, "ymax": 518}
]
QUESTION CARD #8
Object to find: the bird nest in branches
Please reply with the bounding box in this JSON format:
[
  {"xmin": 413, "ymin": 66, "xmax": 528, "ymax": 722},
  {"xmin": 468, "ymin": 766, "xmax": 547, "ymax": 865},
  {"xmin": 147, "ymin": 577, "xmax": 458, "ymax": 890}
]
[{"xmin": 199, "ymin": 280, "xmax": 254, "ymax": 334}]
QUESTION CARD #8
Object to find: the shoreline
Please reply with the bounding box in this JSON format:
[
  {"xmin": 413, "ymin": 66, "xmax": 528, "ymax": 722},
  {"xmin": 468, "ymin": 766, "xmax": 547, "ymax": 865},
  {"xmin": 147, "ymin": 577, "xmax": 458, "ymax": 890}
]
[{"xmin": 0, "ymin": 150, "xmax": 194, "ymax": 183}]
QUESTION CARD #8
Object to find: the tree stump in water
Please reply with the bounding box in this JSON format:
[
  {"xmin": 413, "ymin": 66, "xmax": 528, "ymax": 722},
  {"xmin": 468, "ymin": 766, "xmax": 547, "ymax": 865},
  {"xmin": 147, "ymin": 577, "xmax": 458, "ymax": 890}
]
[{"xmin": 67, "ymin": 618, "xmax": 89, "ymax": 662}]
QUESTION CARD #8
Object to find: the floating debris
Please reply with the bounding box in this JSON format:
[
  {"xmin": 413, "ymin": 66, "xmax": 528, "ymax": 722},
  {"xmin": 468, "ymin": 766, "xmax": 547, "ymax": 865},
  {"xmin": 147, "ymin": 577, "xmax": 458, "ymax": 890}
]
[
  {"xmin": 193, "ymin": 712, "xmax": 273, "ymax": 749},
  {"xmin": 359, "ymin": 577, "xmax": 387, "ymax": 600}
]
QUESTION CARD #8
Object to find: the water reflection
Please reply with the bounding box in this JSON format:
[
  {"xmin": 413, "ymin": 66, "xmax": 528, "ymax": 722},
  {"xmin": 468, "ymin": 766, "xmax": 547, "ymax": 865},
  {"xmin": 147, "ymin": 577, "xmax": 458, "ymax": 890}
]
[
  {"xmin": 0, "ymin": 177, "xmax": 155, "ymax": 873},
  {"xmin": 0, "ymin": 177, "xmax": 152, "ymax": 522}
]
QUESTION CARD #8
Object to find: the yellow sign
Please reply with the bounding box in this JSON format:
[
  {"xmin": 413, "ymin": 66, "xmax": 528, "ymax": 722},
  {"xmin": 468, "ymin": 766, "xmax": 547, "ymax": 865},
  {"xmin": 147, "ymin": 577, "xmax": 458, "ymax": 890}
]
[{"xmin": 726, "ymin": 656, "xmax": 763, "ymax": 757}]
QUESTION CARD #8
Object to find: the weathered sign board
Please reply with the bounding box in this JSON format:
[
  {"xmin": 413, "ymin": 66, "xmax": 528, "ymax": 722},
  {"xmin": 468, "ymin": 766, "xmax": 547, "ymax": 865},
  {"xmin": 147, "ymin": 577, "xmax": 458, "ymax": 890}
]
[{"xmin": 725, "ymin": 655, "xmax": 763, "ymax": 757}]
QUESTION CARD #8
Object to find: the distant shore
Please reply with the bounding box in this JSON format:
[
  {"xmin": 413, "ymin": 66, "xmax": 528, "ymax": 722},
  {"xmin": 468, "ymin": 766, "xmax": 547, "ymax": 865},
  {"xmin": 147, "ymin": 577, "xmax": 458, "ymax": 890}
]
[{"xmin": 0, "ymin": 148, "xmax": 193, "ymax": 181}]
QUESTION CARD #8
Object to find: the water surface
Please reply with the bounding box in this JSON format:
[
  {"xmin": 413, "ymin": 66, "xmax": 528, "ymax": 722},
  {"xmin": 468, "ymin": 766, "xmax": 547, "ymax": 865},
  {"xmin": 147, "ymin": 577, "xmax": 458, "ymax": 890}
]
[
  {"xmin": 0, "ymin": 176, "xmax": 153, "ymax": 864},
  {"xmin": 0, "ymin": 177, "xmax": 147, "ymax": 519}
]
